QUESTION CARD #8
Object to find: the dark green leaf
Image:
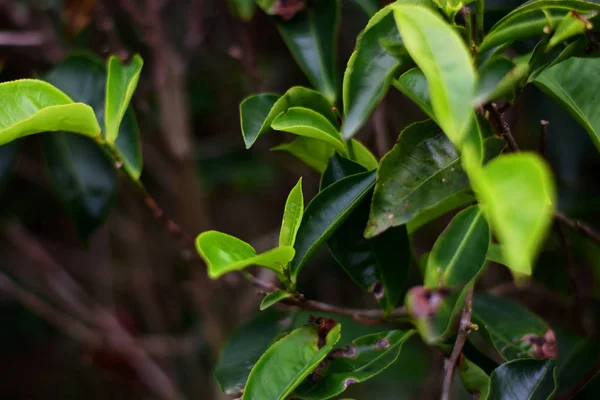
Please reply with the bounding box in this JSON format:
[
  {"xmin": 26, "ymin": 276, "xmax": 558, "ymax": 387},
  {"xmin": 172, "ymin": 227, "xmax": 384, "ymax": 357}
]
[
  {"xmin": 394, "ymin": 68, "xmax": 433, "ymax": 119},
  {"xmin": 240, "ymin": 87, "xmax": 338, "ymax": 149},
  {"xmin": 487, "ymin": 359, "xmax": 556, "ymax": 400},
  {"xmin": 260, "ymin": 290, "xmax": 295, "ymax": 311},
  {"xmin": 554, "ymin": 328, "xmax": 600, "ymax": 396},
  {"xmin": 242, "ymin": 323, "xmax": 342, "ymax": 400},
  {"xmin": 295, "ymin": 330, "xmax": 416, "ymax": 399},
  {"xmin": 45, "ymin": 54, "xmax": 143, "ymax": 179},
  {"xmin": 214, "ymin": 310, "xmax": 294, "ymax": 395},
  {"xmin": 43, "ymin": 134, "xmax": 117, "ymax": 240},
  {"xmin": 425, "ymin": 205, "xmax": 490, "ymax": 287},
  {"xmin": 472, "ymin": 294, "xmax": 549, "ymax": 361},
  {"xmin": 365, "ymin": 120, "xmax": 505, "ymax": 237},
  {"xmin": 534, "ymin": 57, "xmax": 600, "ymax": 152},
  {"xmin": 574, "ymin": 372, "xmax": 600, "ymax": 399},
  {"xmin": 291, "ymin": 170, "xmax": 377, "ymax": 284},
  {"xmin": 0, "ymin": 79, "xmax": 100, "ymax": 145},
  {"xmin": 276, "ymin": 1, "xmax": 340, "ymax": 103},
  {"xmin": 474, "ymin": 57, "xmax": 517, "ymax": 106}
]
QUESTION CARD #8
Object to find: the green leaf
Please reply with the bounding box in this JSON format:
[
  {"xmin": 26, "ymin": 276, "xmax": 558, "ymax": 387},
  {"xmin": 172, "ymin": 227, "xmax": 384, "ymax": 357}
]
[
  {"xmin": 280, "ymin": 178, "xmax": 304, "ymax": 247},
  {"xmin": 291, "ymin": 170, "xmax": 377, "ymax": 283},
  {"xmin": 459, "ymin": 357, "xmax": 490, "ymax": 399},
  {"xmin": 196, "ymin": 231, "xmax": 295, "ymax": 279},
  {"xmin": 323, "ymin": 155, "xmax": 410, "ymax": 312},
  {"xmin": 434, "ymin": 0, "xmax": 474, "ymax": 18},
  {"xmin": 365, "ymin": 120, "xmax": 505, "ymax": 238},
  {"xmin": 294, "ymin": 330, "xmax": 416, "ymax": 399},
  {"xmin": 425, "ymin": 205, "xmax": 490, "ymax": 287},
  {"xmin": 45, "ymin": 54, "xmax": 143, "ymax": 179},
  {"xmin": 276, "ymin": 1, "xmax": 340, "ymax": 103},
  {"xmin": 472, "ymin": 294, "xmax": 549, "ymax": 361},
  {"xmin": 105, "ymin": 54, "xmax": 143, "ymax": 144},
  {"xmin": 228, "ymin": 0, "xmax": 256, "ymax": 20},
  {"xmin": 272, "ymin": 137, "xmax": 334, "ymax": 173},
  {"xmin": 240, "ymin": 87, "xmax": 338, "ymax": 149},
  {"xmin": 260, "ymin": 290, "xmax": 295, "ymax": 311},
  {"xmin": 271, "ymin": 107, "xmax": 347, "ymax": 155},
  {"xmin": 394, "ymin": 68, "xmax": 434, "ymax": 119},
  {"xmin": 486, "ymin": 359, "xmax": 556, "ymax": 400},
  {"xmin": 347, "ymin": 139, "xmax": 379, "ymax": 170},
  {"xmin": 548, "ymin": 10, "xmax": 596, "ymax": 49},
  {"xmin": 474, "ymin": 57, "xmax": 517, "ymax": 106},
  {"xmin": 43, "ymin": 134, "xmax": 117, "ymax": 240},
  {"xmin": 214, "ymin": 310, "xmax": 294, "ymax": 394},
  {"xmin": 574, "ymin": 372, "xmax": 600, "ymax": 399},
  {"xmin": 470, "ymin": 153, "xmax": 556, "ymax": 275},
  {"xmin": 393, "ymin": 4, "xmax": 476, "ymax": 148},
  {"xmin": 480, "ymin": 0, "xmax": 600, "ymax": 52},
  {"xmin": 534, "ymin": 57, "xmax": 600, "ymax": 152},
  {"xmin": 242, "ymin": 323, "xmax": 342, "ymax": 400},
  {"xmin": 351, "ymin": 0, "xmax": 379, "ymax": 16},
  {"xmin": 554, "ymin": 328, "xmax": 600, "ymax": 396},
  {"xmin": 0, "ymin": 79, "xmax": 100, "ymax": 145},
  {"xmin": 474, "ymin": 62, "xmax": 530, "ymax": 108}
]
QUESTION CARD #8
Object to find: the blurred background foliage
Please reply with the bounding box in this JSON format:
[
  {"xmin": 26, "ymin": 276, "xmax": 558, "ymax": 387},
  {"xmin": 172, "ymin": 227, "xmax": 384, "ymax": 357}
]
[{"xmin": 0, "ymin": 0, "xmax": 599, "ymax": 399}]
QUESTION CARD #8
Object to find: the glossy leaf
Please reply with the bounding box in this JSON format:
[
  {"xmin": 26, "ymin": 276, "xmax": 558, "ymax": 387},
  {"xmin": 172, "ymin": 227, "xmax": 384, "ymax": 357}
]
[
  {"xmin": 425, "ymin": 205, "xmax": 490, "ymax": 287},
  {"xmin": 240, "ymin": 87, "xmax": 338, "ymax": 149},
  {"xmin": 0, "ymin": 79, "xmax": 100, "ymax": 146},
  {"xmin": 105, "ymin": 54, "xmax": 143, "ymax": 144},
  {"xmin": 470, "ymin": 153, "xmax": 555, "ymax": 275},
  {"xmin": 214, "ymin": 310, "xmax": 294, "ymax": 394},
  {"xmin": 276, "ymin": 1, "xmax": 340, "ymax": 103},
  {"xmin": 480, "ymin": 0, "xmax": 600, "ymax": 52},
  {"xmin": 394, "ymin": 68, "xmax": 434, "ymax": 119},
  {"xmin": 342, "ymin": 1, "xmax": 430, "ymax": 139},
  {"xmin": 272, "ymin": 137, "xmax": 334, "ymax": 173},
  {"xmin": 472, "ymin": 294, "xmax": 549, "ymax": 361},
  {"xmin": 534, "ymin": 57, "xmax": 600, "ymax": 152},
  {"xmin": 43, "ymin": 134, "xmax": 117, "ymax": 240},
  {"xmin": 459, "ymin": 357, "xmax": 490, "ymax": 399},
  {"xmin": 324, "ymin": 155, "xmax": 410, "ymax": 312},
  {"xmin": 365, "ymin": 120, "xmax": 505, "ymax": 238},
  {"xmin": 280, "ymin": 178, "xmax": 304, "ymax": 248},
  {"xmin": 271, "ymin": 107, "xmax": 347, "ymax": 155},
  {"xmin": 45, "ymin": 54, "xmax": 143, "ymax": 179},
  {"xmin": 242, "ymin": 323, "xmax": 342, "ymax": 400},
  {"xmin": 196, "ymin": 231, "xmax": 295, "ymax": 279},
  {"xmin": 295, "ymin": 330, "xmax": 416, "ymax": 399},
  {"xmin": 291, "ymin": 170, "xmax": 377, "ymax": 283},
  {"xmin": 393, "ymin": 4, "xmax": 476, "ymax": 148},
  {"xmin": 260, "ymin": 290, "xmax": 295, "ymax": 311},
  {"xmin": 487, "ymin": 359, "xmax": 556, "ymax": 400},
  {"xmin": 554, "ymin": 328, "xmax": 600, "ymax": 396}
]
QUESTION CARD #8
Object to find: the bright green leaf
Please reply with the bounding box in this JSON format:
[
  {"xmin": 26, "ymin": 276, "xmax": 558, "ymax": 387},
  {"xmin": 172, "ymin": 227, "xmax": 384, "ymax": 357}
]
[
  {"xmin": 276, "ymin": 1, "xmax": 340, "ymax": 103},
  {"xmin": 271, "ymin": 107, "xmax": 347, "ymax": 155},
  {"xmin": 260, "ymin": 290, "xmax": 295, "ymax": 311},
  {"xmin": 295, "ymin": 330, "xmax": 416, "ymax": 399},
  {"xmin": 470, "ymin": 153, "xmax": 555, "ymax": 275},
  {"xmin": 394, "ymin": 68, "xmax": 434, "ymax": 119},
  {"xmin": 534, "ymin": 57, "xmax": 600, "ymax": 152},
  {"xmin": 348, "ymin": 139, "xmax": 379, "ymax": 170},
  {"xmin": 365, "ymin": 120, "xmax": 505, "ymax": 238},
  {"xmin": 459, "ymin": 357, "xmax": 490, "ymax": 399},
  {"xmin": 425, "ymin": 205, "xmax": 490, "ymax": 287},
  {"xmin": 280, "ymin": 178, "xmax": 304, "ymax": 247},
  {"xmin": 291, "ymin": 170, "xmax": 377, "ymax": 283},
  {"xmin": 214, "ymin": 310, "xmax": 294, "ymax": 394},
  {"xmin": 0, "ymin": 79, "xmax": 100, "ymax": 145},
  {"xmin": 486, "ymin": 359, "xmax": 556, "ymax": 400},
  {"xmin": 272, "ymin": 137, "xmax": 334, "ymax": 173},
  {"xmin": 242, "ymin": 323, "xmax": 342, "ymax": 400},
  {"xmin": 105, "ymin": 54, "xmax": 143, "ymax": 144},
  {"xmin": 393, "ymin": 4, "xmax": 476, "ymax": 148},
  {"xmin": 196, "ymin": 231, "xmax": 295, "ymax": 279}
]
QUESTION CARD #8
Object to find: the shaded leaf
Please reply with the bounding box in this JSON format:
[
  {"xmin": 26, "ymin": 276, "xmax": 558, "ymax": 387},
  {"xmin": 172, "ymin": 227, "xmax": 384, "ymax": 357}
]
[
  {"xmin": 280, "ymin": 178, "xmax": 304, "ymax": 247},
  {"xmin": 291, "ymin": 170, "xmax": 377, "ymax": 283},
  {"xmin": 554, "ymin": 328, "xmax": 600, "ymax": 396},
  {"xmin": 470, "ymin": 153, "xmax": 556, "ymax": 275},
  {"xmin": 0, "ymin": 79, "xmax": 100, "ymax": 145},
  {"xmin": 394, "ymin": 68, "xmax": 433, "ymax": 119},
  {"xmin": 460, "ymin": 357, "xmax": 490, "ymax": 399},
  {"xmin": 534, "ymin": 57, "xmax": 600, "ymax": 152},
  {"xmin": 196, "ymin": 231, "xmax": 295, "ymax": 279},
  {"xmin": 574, "ymin": 372, "xmax": 600, "ymax": 399},
  {"xmin": 425, "ymin": 205, "xmax": 490, "ymax": 287},
  {"xmin": 365, "ymin": 120, "xmax": 505, "ymax": 238},
  {"xmin": 43, "ymin": 134, "xmax": 117, "ymax": 240},
  {"xmin": 276, "ymin": 1, "xmax": 340, "ymax": 103},
  {"xmin": 242, "ymin": 323, "xmax": 342, "ymax": 400},
  {"xmin": 214, "ymin": 310, "xmax": 295, "ymax": 394},
  {"xmin": 393, "ymin": 4, "xmax": 476, "ymax": 148},
  {"xmin": 295, "ymin": 330, "xmax": 416, "ymax": 399},
  {"xmin": 472, "ymin": 294, "xmax": 549, "ymax": 361},
  {"xmin": 105, "ymin": 54, "xmax": 143, "ymax": 144},
  {"xmin": 434, "ymin": 0, "xmax": 474, "ymax": 18},
  {"xmin": 272, "ymin": 137, "xmax": 334, "ymax": 173},
  {"xmin": 260, "ymin": 290, "xmax": 295, "ymax": 311},
  {"xmin": 487, "ymin": 359, "xmax": 556, "ymax": 400}
]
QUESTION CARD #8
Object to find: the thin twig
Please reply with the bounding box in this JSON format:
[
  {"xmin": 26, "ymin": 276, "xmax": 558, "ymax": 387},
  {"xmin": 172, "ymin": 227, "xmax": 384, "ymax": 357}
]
[
  {"xmin": 540, "ymin": 120, "xmax": 550, "ymax": 158},
  {"xmin": 556, "ymin": 212, "xmax": 600, "ymax": 247},
  {"xmin": 485, "ymin": 103, "xmax": 519, "ymax": 151},
  {"xmin": 441, "ymin": 286, "xmax": 475, "ymax": 400}
]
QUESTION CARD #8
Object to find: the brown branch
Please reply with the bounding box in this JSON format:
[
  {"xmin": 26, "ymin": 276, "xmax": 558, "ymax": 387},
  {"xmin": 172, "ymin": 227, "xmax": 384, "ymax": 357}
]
[
  {"xmin": 555, "ymin": 212, "xmax": 600, "ymax": 247},
  {"xmin": 441, "ymin": 286, "xmax": 475, "ymax": 400},
  {"xmin": 485, "ymin": 103, "xmax": 519, "ymax": 152}
]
